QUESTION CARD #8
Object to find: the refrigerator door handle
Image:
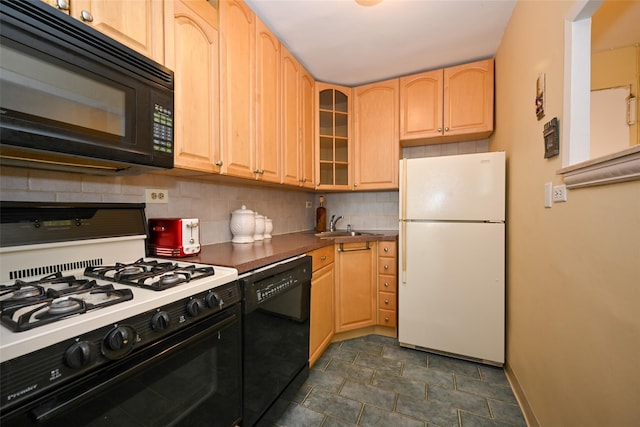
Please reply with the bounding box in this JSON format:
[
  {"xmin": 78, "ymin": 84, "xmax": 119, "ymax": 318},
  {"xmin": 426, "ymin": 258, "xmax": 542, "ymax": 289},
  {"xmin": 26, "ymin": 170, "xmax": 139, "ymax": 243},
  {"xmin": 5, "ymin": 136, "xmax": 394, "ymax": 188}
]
[
  {"xmin": 400, "ymin": 158, "xmax": 407, "ymax": 220},
  {"xmin": 400, "ymin": 158, "xmax": 408, "ymax": 284},
  {"xmin": 401, "ymin": 221, "xmax": 407, "ymax": 284}
]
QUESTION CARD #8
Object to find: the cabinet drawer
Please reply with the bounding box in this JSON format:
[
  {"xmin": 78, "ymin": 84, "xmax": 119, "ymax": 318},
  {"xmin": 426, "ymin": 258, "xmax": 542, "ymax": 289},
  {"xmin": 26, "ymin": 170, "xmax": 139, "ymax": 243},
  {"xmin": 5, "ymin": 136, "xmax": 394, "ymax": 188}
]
[
  {"xmin": 309, "ymin": 245, "xmax": 334, "ymax": 272},
  {"xmin": 378, "ymin": 257, "xmax": 397, "ymax": 276},
  {"xmin": 378, "ymin": 241, "xmax": 397, "ymax": 257},
  {"xmin": 378, "ymin": 291, "xmax": 397, "ymax": 310},
  {"xmin": 378, "ymin": 309, "xmax": 397, "ymax": 327},
  {"xmin": 378, "ymin": 275, "xmax": 397, "ymax": 293}
]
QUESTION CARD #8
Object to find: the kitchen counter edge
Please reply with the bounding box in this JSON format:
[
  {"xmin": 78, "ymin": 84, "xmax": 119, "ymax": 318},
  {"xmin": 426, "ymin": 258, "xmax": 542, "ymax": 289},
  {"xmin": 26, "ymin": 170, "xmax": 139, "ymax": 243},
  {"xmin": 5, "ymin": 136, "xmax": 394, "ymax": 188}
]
[{"xmin": 182, "ymin": 230, "xmax": 398, "ymax": 274}]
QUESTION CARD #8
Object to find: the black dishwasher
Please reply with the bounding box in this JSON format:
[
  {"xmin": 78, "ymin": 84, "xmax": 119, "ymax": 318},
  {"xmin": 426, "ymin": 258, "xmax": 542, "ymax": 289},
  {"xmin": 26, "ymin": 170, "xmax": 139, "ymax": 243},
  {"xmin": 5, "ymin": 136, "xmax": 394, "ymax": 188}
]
[{"xmin": 240, "ymin": 256, "xmax": 311, "ymax": 426}]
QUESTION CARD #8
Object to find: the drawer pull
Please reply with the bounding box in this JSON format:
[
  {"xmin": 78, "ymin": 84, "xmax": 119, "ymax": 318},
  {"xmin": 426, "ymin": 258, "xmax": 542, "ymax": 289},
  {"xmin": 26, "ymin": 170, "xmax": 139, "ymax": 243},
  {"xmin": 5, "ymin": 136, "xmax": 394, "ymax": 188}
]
[
  {"xmin": 384, "ymin": 247, "xmax": 389, "ymax": 253},
  {"xmin": 384, "ymin": 299, "xmax": 389, "ymax": 304},
  {"xmin": 338, "ymin": 242, "xmax": 370, "ymax": 252},
  {"xmin": 384, "ymin": 317, "xmax": 390, "ymax": 322},
  {"xmin": 320, "ymin": 255, "xmax": 326, "ymax": 261},
  {"xmin": 384, "ymin": 265, "xmax": 389, "ymax": 270},
  {"xmin": 384, "ymin": 282, "xmax": 389, "ymax": 287}
]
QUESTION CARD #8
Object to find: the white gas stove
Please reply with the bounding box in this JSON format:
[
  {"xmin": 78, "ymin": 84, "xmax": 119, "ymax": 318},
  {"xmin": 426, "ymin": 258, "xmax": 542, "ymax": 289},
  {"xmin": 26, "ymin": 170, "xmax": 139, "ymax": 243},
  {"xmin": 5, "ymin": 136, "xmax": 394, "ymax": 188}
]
[{"xmin": 0, "ymin": 203, "xmax": 238, "ymax": 362}]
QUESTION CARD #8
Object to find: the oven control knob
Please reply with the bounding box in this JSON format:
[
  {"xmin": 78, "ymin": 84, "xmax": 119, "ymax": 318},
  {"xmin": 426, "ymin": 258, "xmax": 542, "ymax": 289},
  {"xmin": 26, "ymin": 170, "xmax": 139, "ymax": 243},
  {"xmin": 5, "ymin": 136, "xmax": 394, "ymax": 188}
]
[
  {"xmin": 186, "ymin": 299, "xmax": 204, "ymax": 317},
  {"xmin": 103, "ymin": 325, "xmax": 136, "ymax": 359},
  {"xmin": 205, "ymin": 292, "xmax": 219, "ymax": 308},
  {"xmin": 151, "ymin": 311, "xmax": 170, "ymax": 331},
  {"xmin": 64, "ymin": 341, "xmax": 92, "ymax": 369}
]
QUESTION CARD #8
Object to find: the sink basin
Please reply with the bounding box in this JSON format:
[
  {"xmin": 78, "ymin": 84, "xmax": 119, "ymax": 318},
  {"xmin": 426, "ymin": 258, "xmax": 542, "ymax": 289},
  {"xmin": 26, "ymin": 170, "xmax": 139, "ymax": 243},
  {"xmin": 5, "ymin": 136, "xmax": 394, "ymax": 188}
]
[{"xmin": 314, "ymin": 230, "xmax": 379, "ymax": 238}]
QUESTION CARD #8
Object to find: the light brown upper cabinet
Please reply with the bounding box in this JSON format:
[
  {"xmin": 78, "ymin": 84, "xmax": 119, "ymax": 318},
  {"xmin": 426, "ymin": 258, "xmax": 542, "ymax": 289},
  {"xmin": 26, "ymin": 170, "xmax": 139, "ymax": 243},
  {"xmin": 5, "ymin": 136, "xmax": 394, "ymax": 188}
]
[
  {"xmin": 282, "ymin": 47, "xmax": 315, "ymax": 188},
  {"xmin": 316, "ymin": 83, "xmax": 352, "ymax": 190},
  {"xmin": 400, "ymin": 59, "xmax": 494, "ymax": 145},
  {"xmin": 299, "ymin": 69, "xmax": 315, "ymax": 189},
  {"xmin": 45, "ymin": 0, "xmax": 165, "ymax": 64},
  {"xmin": 254, "ymin": 18, "xmax": 281, "ymax": 183},
  {"xmin": 166, "ymin": 0, "xmax": 221, "ymax": 174},
  {"xmin": 219, "ymin": 0, "xmax": 256, "ymax": 179},
  {"xmin": 353, "ymin": 78, "xmax": 399, "ymax": 190}
]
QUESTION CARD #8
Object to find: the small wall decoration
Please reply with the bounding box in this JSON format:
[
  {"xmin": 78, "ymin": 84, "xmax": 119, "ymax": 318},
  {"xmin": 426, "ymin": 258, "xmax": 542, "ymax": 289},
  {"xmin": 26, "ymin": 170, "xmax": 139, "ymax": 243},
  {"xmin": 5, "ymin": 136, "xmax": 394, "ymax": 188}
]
[
  {"xmin": 543, "ymin": 117, "xmax": 559, "ymax": 158},
  {"xmin": 536, "ymin": 73, "xmax": 545, "ymax": 120}
]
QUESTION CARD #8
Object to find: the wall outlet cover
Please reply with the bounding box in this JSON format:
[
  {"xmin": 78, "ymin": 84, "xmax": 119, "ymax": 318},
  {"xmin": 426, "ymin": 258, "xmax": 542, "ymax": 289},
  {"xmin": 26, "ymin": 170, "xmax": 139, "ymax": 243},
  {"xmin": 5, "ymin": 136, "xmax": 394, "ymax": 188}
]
[
  {"xmin": 552, "ymin": 184, "xmax": 567, "ymax": 202},
  {"xmin": 145, "ymin": 189, "xmax": 169, "ymax": 204}
]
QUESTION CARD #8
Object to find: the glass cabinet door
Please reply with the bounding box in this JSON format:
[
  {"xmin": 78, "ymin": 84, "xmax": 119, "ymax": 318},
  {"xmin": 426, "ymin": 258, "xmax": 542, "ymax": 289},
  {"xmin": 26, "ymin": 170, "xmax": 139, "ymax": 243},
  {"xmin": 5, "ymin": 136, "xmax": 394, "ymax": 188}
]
[{"xmin": 317, "ymin": 85, "xmax": 350, "ymax": 187}]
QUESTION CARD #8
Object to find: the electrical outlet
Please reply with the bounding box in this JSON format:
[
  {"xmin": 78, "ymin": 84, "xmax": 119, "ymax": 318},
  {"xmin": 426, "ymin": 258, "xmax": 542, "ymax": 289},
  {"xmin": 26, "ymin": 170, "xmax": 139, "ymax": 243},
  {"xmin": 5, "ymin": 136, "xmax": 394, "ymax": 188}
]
[
  {"xmin": 306, "ymin": 201, "xmax": 312, "ymax": 208},
  {"xmin": 552, "ymin": 184, "xmax": 567, "ymax": 202},
  {"xmin": 145, "ymin": 189, "xmax": 168, "ymax": 204}
]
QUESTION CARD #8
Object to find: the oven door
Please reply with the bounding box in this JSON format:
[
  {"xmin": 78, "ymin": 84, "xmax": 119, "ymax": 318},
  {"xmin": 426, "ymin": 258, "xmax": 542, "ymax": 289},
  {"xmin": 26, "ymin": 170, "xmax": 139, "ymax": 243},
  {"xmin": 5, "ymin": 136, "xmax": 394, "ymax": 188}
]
[{"xmin": 1, "ymin": 304, "xmax": 242, "ymax": 427}]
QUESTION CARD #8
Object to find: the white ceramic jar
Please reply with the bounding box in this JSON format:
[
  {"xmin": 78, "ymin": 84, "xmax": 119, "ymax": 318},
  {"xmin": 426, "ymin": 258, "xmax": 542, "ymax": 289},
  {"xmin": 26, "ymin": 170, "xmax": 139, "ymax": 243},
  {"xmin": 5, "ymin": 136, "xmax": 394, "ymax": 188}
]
[
  {"xmin": 230, "ymin": 205, "xmax": 255, "ymax": 243},
  {"xmin": 253, "ymin": 213, "xmax": 265, "ymax": 241},
  {"xmin": 264, "ymin": 218, "xmax": 273, "ymax": 239}
]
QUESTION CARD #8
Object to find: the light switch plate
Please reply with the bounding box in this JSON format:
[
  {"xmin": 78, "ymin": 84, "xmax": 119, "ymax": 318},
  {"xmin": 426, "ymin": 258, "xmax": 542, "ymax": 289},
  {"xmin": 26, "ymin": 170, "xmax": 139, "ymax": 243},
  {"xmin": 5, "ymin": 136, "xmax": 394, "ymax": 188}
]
[{"xmin": 544, "ymin": 182, "xmax": 552, "ymax": 208}]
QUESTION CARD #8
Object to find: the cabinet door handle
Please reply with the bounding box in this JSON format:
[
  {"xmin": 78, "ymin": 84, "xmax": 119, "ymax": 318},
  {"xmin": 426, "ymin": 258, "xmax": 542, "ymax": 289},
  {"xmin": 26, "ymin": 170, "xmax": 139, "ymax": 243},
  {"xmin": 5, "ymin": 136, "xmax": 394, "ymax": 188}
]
[
  {"xmin": 80, "ymin": 10, "xmax": 93, "ymax": 22},
  {"xmin": 56, "ymin": 0, "xmax": 70, "ymax": 10},
  {"xmin": 444, "ymin": 127, "xmax": 449, "ymax": 132},
  {"xmin": 337, "ymin": 242, "xmax": 370, "ymax": 252},
  {"xmin": 437, "ymin": 127, "xmax": 442, "ymax": 132},
  {"xmin": 215, "ymin": 160, "xmax": 223, "ymax": 166}
]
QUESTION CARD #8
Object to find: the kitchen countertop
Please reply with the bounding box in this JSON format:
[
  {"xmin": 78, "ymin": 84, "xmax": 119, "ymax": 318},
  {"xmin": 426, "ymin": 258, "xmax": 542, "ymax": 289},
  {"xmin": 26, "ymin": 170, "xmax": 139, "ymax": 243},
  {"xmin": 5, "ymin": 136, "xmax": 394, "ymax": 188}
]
[{"xmin": 182, "ymin": 230, "xmax": 398, "ymax": 274}]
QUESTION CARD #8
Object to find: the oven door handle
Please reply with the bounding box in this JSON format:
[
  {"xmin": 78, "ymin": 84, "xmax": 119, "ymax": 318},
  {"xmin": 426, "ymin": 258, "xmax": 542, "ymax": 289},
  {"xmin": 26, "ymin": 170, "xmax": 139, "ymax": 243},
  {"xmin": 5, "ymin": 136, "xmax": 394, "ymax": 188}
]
[{"xmin": 30, "ymin": 310, "xmax": 239, "ymax": 423}]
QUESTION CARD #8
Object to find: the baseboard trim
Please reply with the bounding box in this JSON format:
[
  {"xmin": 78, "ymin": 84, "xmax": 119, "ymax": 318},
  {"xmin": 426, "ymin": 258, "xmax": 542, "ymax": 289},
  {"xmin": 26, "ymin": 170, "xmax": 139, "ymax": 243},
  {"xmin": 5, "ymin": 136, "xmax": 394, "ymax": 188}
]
[{"xmin": 504, "ymin": 362, "xmax": 540, "ymax": 427}]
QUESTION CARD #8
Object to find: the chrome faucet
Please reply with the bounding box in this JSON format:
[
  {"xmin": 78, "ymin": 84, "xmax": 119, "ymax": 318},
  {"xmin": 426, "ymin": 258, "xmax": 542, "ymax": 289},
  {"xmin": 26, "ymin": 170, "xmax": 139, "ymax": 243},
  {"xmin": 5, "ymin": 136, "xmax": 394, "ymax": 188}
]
[{"xmin": 329, "ymin": 215, "xmax": 343, "ymax": 232}]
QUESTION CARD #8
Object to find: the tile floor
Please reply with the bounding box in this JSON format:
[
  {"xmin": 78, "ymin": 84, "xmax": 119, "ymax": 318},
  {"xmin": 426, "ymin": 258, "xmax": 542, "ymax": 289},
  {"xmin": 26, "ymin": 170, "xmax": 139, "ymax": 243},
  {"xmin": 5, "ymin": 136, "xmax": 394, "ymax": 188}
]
[{"xmin": 270, "ymin": 334, "xmax": 526, "ymax": 427}]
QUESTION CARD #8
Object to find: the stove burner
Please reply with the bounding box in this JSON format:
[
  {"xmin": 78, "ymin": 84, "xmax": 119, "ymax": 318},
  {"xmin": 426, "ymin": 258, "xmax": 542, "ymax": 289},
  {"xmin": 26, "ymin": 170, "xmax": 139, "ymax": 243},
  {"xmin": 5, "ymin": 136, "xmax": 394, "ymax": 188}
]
[
  {"xmin": 118, "ymin": 266, "xmax": 146, "ymax": 276},
  {"xmin": 12, "ymin": 286, "xmax": 42, "ymax": 299},
  {"xmin": 159, "ymin": 273, "xmax": 185, "ymax": 287},
  {"xmin": 46, "ymin": 298, "xmax": 83, "ymax": 316}
]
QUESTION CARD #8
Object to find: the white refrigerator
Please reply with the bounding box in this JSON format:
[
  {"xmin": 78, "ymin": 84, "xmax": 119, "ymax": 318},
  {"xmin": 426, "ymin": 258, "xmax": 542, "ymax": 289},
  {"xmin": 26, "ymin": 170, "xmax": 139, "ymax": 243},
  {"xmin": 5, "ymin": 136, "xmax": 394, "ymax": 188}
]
[{"xmin": 398, "ymin": 151, "xmax": 505, "ymax": 365}]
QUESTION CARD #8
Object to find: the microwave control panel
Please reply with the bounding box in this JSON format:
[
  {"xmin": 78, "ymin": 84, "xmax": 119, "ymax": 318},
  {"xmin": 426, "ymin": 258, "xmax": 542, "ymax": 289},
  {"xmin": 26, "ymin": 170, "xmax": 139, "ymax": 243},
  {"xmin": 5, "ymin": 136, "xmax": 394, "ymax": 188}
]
[{"xmin": 152, "ymin": 104, "xmax": 173, "ymax": 154}]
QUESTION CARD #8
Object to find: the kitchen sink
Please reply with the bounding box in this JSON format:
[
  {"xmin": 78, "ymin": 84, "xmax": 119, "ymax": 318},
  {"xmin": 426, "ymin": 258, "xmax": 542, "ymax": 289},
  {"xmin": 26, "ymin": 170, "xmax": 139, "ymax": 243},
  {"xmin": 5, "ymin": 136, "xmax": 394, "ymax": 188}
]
[{"xmin": 314, "ymin": 230, "xmax": 380, "ymax": 238}]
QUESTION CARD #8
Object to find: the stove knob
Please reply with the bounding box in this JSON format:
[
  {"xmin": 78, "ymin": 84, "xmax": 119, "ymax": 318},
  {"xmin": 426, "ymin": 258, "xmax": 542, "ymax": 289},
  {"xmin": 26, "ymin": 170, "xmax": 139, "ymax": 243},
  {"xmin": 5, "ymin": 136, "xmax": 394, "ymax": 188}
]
[
  {"xmin": 103, "ymin": 325, "xmax": 136, "ymax": 359},
  {"xmin": 186, "ymin": 299, "xmax": 204, "ymax": 317},
  {"xmin": 205, "ymin": 292, "xmax": 219, "ymax": 308},
  {"xmin": 65, "ymin": 341, "xmax": 92, "ymax": 369},
  {"xmin": 151, "ymin": 311, "xmax": 170, "ymax": 331}
]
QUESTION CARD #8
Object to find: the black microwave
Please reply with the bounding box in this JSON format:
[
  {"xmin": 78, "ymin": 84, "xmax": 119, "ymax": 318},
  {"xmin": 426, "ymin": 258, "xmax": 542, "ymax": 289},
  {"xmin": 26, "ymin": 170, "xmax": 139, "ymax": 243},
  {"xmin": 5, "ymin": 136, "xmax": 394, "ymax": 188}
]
[{"xmin": 0, "ymin": 1, "xmax": 174, "ymax": 175}]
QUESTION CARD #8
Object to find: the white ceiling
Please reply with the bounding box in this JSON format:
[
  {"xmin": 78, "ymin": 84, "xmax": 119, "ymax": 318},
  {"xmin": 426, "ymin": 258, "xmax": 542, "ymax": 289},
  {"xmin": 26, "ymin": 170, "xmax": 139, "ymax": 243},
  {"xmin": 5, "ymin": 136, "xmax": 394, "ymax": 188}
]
[{"xmin": 244, "ymin": 0, "xmax": 517, "ymax": 86}]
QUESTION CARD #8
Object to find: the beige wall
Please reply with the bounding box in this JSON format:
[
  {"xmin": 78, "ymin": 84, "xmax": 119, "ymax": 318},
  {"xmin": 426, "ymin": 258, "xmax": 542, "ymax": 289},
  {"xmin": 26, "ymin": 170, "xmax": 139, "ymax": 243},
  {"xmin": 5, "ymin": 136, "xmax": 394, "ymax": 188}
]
[{"xmin": 493, "ymin": 1, "xmax": 640, "ymax": 425}]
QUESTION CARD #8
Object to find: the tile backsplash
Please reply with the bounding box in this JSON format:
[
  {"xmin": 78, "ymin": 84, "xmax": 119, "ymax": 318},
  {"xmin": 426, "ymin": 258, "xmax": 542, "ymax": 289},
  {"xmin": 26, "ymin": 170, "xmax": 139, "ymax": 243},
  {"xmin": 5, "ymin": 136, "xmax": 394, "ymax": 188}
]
[
  {"xmin": 0, "ymin": 167, "xmax": 315, "ymax": 245},
  {"xmin": 0, "ymin": 140, "xmax": 489, "ymax": 243}
]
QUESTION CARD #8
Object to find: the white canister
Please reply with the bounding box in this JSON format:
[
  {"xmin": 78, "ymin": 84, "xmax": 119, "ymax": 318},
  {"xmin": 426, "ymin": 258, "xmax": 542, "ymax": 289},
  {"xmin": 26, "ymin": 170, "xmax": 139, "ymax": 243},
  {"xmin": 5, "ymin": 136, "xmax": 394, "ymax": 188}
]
[
  {"xmin": 230, "ymin": 205, "xmax": 255, "ymax": 243},
  {"xmin": 264, "ymin": 218, "xmax": 273, "ymax": 239},
  {"xmin": 253, "ymin": 213, "xmax": 265, "ymax": 241}
]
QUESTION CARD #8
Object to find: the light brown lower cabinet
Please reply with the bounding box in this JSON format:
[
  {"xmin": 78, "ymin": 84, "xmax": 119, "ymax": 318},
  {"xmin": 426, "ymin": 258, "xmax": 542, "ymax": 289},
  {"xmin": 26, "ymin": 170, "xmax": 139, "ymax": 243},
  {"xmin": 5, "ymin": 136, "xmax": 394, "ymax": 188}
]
[
  {"xmin": 309, "ymin": 246, "xmax": 334, "ymax": 366},
  {"xmin": 334, "ymin": 241, "xmax": 377, "ymax": 333},
  {"xmin": 377, "ymin": 241, "xmax": 398, "ymax": 327}
]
